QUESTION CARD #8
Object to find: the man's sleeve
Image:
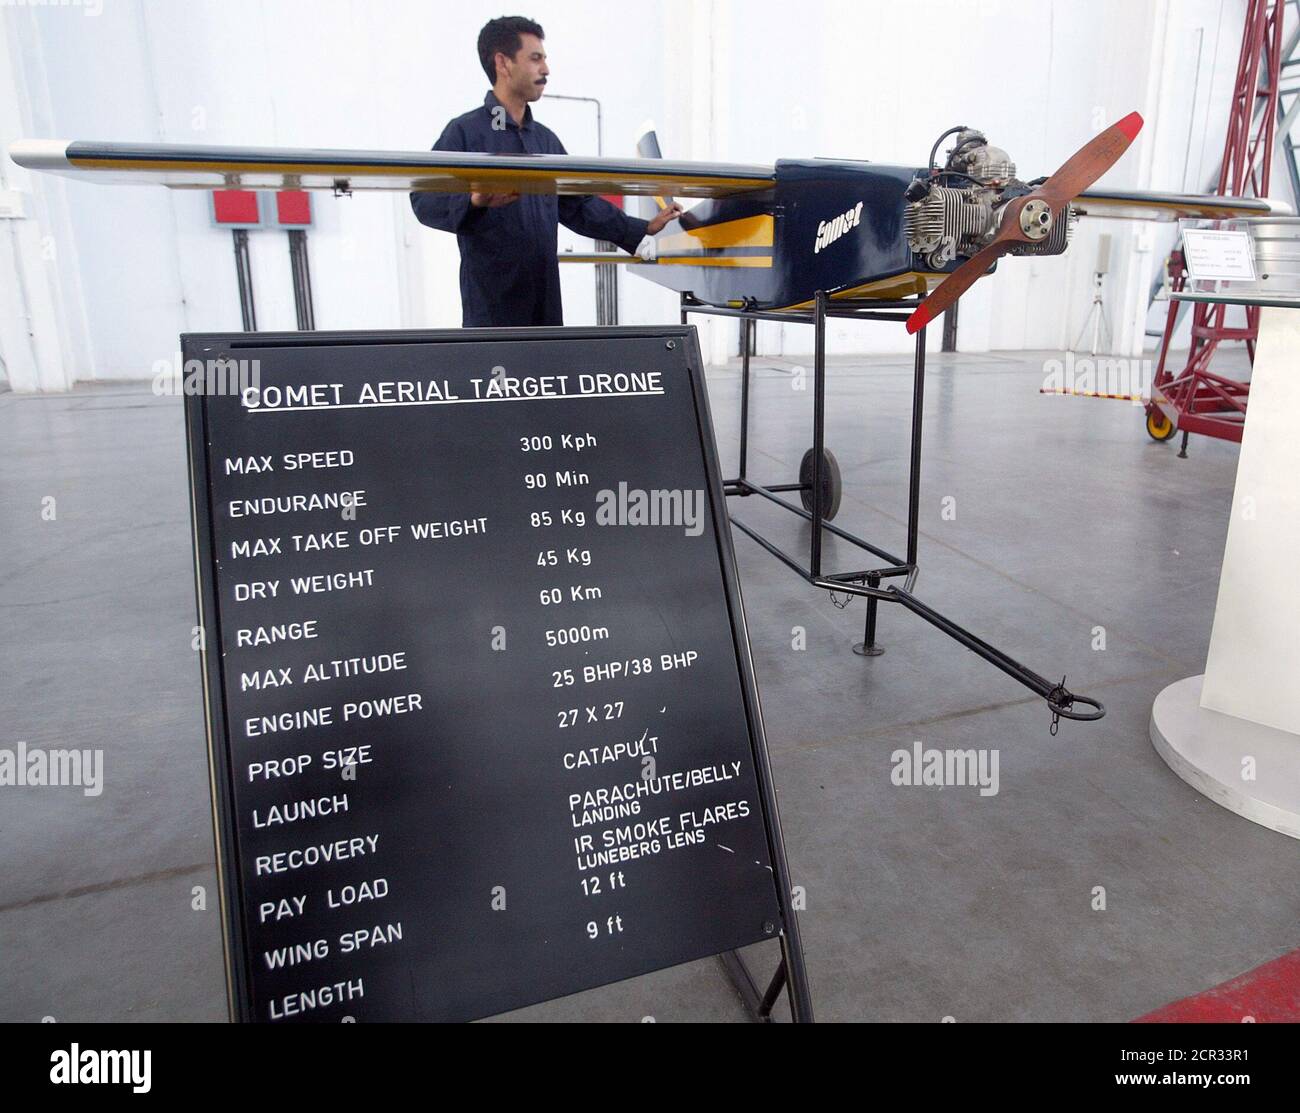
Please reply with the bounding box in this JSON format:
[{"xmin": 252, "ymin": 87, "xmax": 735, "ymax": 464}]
[
  {"xmin": 558, "ymin": 194, "xmax": 651, "ymax": 254},
  {"xmin": 410, "ymin": 121, "xmax": 485, "ymax": 234},
  {"xmin": 551, "ymin": 137, "xmax": 650, "ymax": 253}
]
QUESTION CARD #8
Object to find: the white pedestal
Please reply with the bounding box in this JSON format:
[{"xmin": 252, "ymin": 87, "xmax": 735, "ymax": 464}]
[
  {"xmin": 1200, "ymin": 307, "xmax": 1300, "ymax": 734},
  {"xmin": 1151, "ymin": 305, "xmax": 1300, "ymax": 838},
  {"xmin": 1151, "ymin": 675, "xmax": 1300, "ymax": 839}
]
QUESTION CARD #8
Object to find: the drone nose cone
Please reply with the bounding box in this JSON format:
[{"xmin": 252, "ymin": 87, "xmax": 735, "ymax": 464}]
[{"xmin": 1116, "ymin": 111, "xmax": 1143, "ymax": 141}]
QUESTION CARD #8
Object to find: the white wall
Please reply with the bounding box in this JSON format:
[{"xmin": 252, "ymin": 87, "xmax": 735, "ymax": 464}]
[
  {"xmin": 667, "ymin": 0, "xmax": 1255, "ymax": 359},
  {"xmin": 2, "ymin": 0, "xmax": 674, "ymax": 384},
  {"xmin": 0, "ymin": 5, "xmax": 94, "ymax": 392},
  {"xmin": 0, "ymin": 0, "xmax": 1269, "ymax": 386}
]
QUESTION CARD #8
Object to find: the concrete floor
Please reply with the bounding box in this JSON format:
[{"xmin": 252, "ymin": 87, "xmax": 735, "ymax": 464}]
[{"xmin": 1, "ymin": 347, "xmax": 1296, "ymax": 1022}]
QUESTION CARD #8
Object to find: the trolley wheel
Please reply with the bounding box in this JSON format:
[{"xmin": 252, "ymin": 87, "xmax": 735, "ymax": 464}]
[
  {"xmin": 1145, "ymin": 409, "xmax": 1177, "ymax": 442},
  {"xmin": 799, "ymin": 447, "xmax": 842, "ymax": 521}
]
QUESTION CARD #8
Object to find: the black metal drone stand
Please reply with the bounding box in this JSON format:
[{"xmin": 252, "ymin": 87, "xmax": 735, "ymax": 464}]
[
  {"xmin": 681, "ymin": 290, "xmax": 1105, "ymax": 1021},
  {"xmin": 680, "ymin": 289, "xmax": 1104, "ymax": 724}
]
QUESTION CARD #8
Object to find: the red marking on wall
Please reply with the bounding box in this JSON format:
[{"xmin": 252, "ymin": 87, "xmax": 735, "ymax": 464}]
[
  {"xmin": 212, "ymin": 190, "xmax": 260, "ymax": 225},
  {"xmin": 275, "ymin": 190, "xmax": 312, "ymax": 226}
]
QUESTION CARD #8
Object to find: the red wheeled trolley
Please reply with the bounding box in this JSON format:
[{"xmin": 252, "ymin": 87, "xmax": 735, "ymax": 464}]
[
  {"xmin": 1146, "ymin": 248, "xmax": 1254, "ymax": 450},
  {"xmin": 1145, "ymin": 0, "xmax": 1284, "ymax": 454}
]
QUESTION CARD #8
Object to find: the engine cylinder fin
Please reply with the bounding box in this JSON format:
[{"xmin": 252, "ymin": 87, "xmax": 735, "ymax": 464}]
[{"xmin": 904, "ymin": 185, "xmax": 994, "ymax": 267}]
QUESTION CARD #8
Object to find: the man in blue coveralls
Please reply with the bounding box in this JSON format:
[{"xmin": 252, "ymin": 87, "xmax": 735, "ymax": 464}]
[{"xmin": 411, "ymin": 15, "xmax": 682, "ymax": 327}]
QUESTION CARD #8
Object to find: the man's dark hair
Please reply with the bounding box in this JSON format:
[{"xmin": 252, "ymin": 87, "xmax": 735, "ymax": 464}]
[{"xmin": 477, "ymin": 16, "xmax": 544, "ymax": 84}]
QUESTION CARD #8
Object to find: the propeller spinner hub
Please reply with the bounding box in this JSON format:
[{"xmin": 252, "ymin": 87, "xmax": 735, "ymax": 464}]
[{"xmin": 1018, "ymin": 198, "xmax": 1053, "ymax": 241}]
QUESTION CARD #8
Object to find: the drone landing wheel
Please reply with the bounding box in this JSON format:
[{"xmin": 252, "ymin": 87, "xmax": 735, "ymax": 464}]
[{"xmin": 799, "ymin": 447, "xmax": 842, "ymax": 521}]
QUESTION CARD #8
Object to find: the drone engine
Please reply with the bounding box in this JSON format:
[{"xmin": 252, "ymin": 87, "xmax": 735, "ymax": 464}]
[{"xmin": 903, "ymin": 128, "xmax": 1074, "ymax": 269}]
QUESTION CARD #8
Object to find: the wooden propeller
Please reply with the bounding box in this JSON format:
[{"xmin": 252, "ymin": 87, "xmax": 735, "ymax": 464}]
[{"xmin": 905, "ymin": 111, "xmax": 1143, "ymax": 335}]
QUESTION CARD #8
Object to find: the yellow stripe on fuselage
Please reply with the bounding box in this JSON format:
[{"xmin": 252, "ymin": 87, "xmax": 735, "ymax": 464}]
[
  {"xmin": 656, "ymin": 255, "xmax": 771, "ymax": 267},
  {"xmin": 557, "ymin": 254, "xmax": 771, "ymax": 268},
  {"xmin": 778, "ymin": 271, "xmax": 936, "ymax": 309},
  {"xmin": 656, "ymin": 215, "xmax": 774, "ymax": 252}
]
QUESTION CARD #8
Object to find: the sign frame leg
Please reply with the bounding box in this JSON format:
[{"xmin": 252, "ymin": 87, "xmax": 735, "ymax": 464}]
[{"xmin": 683, "ymin": 325, "xmax": 815, "ymax": 1023}]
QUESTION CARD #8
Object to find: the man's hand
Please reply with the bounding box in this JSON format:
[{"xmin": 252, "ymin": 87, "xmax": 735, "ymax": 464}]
[
  {"xmin": 645, "ymin": 202, "xmax": 683, "ymax": 235},
  {"xmin": 470, "ymin": 191, "xmax": 520, "ymax": 208}
]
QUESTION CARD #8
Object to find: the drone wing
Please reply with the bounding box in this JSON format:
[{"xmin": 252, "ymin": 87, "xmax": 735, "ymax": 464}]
[
  {"xmin": 7, "ymin": 139, "xmax": 775, "ymax": 200},
  {"xmin": 1073, "ymin": 188, "xmax": 1284, "ymax": 221}
]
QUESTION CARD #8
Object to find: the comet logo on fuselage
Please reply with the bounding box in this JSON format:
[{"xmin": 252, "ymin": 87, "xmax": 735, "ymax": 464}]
[{"xmin": 814, "ymin": 201, "xmax": 864, "ymax": 254}]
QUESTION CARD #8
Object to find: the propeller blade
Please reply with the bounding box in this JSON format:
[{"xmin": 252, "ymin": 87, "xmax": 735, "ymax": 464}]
[
  {"xmin": 1037, "ymin": 111, "xmax": 1142, "ymax": 205},
  {"xmin": 905, "ymin": 238, "xmax": 1010, "ymax": 334},
  {"xmin": 906, "ymin": 112, "xmax": 1143, "ymax": 335}
]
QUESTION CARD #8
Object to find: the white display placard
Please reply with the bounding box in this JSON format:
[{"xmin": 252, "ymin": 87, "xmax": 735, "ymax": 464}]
[{"xmin": 1182, "ymin": 228, "xmax": 1257, "ymax": 282}]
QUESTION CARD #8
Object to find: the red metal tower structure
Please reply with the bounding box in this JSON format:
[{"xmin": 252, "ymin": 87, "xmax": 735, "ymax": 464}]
[{"xmin": 1146, "ymin": 0, "xmax": 1286, "ymax": 450}]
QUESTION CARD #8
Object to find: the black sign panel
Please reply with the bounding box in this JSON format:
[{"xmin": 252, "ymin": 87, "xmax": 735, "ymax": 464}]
[{"xmin": 183, "ymin": 326, "xmax": 799, "ymax": 1022}]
